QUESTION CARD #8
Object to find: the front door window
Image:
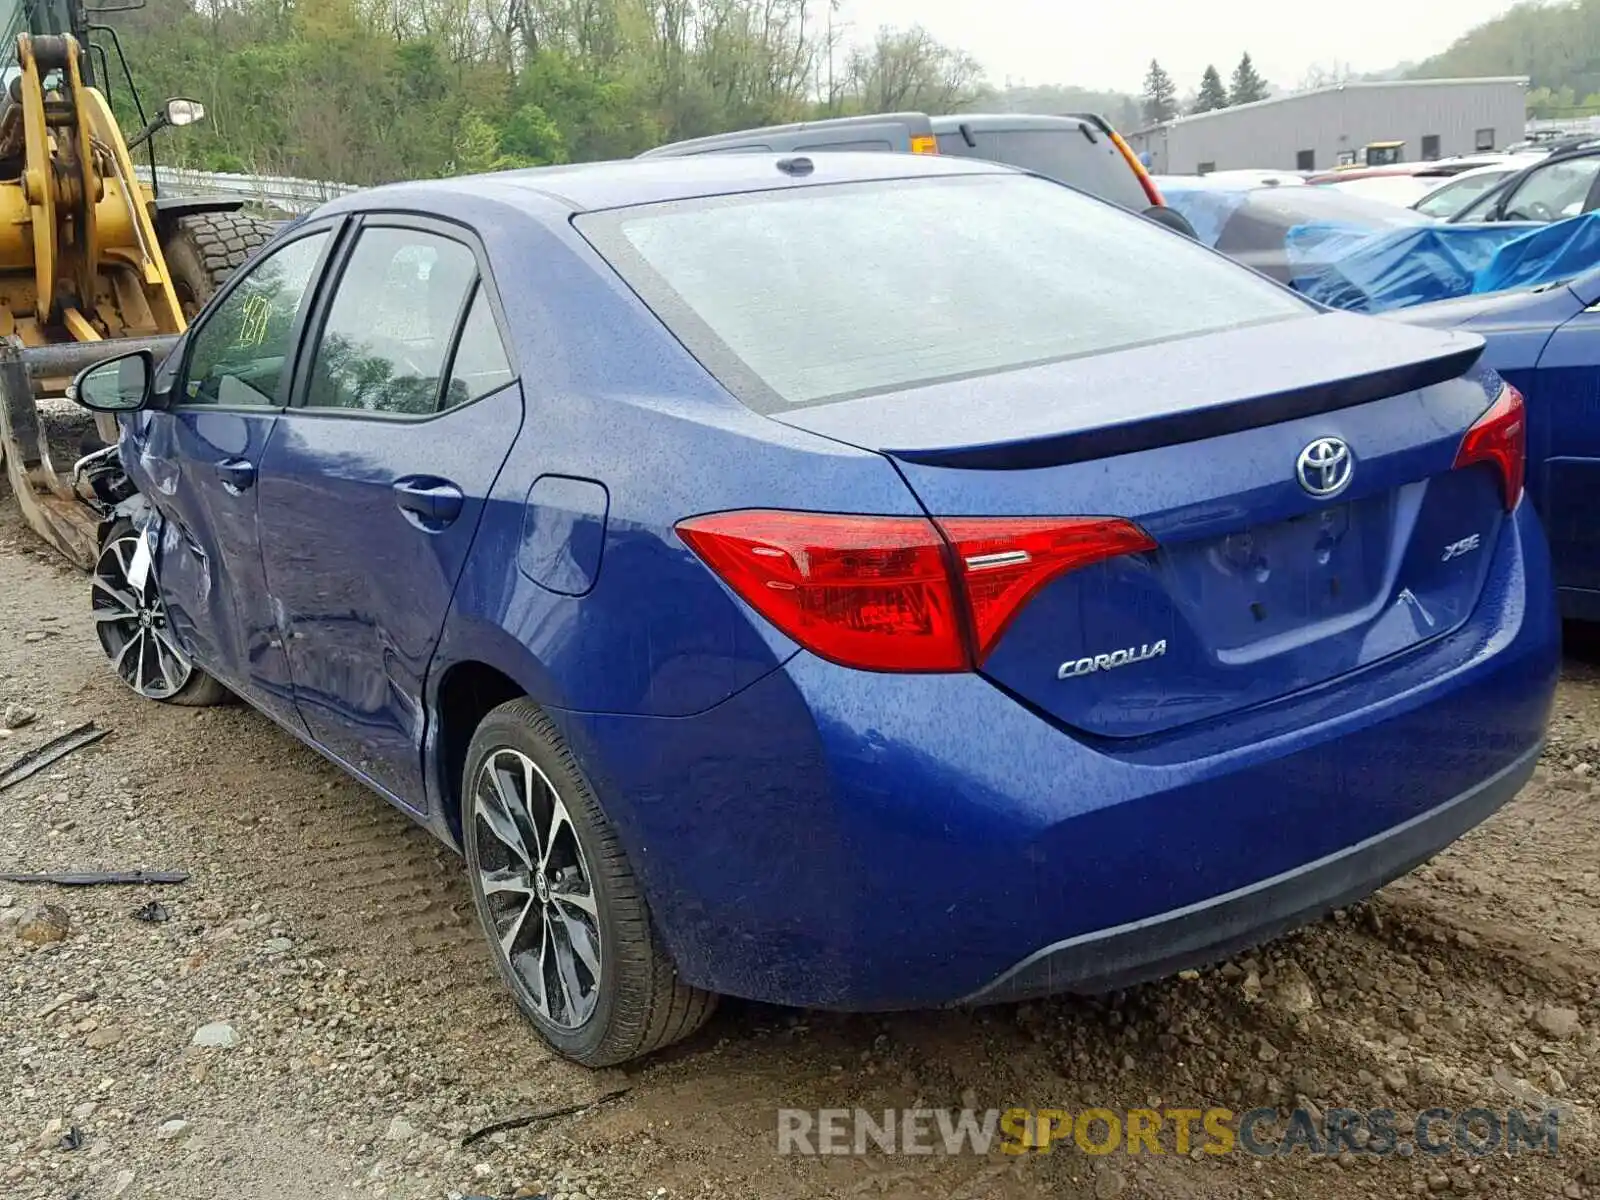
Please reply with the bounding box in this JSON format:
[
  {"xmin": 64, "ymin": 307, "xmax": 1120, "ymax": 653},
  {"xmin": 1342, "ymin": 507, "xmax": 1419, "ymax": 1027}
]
[{"xmin": 181, "ymin": 232, "xmax": 329, "ymax": 407}]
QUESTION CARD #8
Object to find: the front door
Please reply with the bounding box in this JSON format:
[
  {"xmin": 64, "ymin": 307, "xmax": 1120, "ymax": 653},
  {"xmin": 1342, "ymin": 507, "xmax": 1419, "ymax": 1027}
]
[
  {"xmin": 129, "ymin": 225, "xmax": 337, "ymax": 724},
  {"xmin": 255, "ymin": 218, "xmax": 521, "ymax": 811}
]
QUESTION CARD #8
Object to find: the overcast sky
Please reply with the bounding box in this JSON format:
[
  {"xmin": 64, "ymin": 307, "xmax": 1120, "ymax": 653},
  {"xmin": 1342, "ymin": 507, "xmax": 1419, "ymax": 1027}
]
[{"xmin": 835, "ymin": 0, "xmax": 1521, "ymax": 94}]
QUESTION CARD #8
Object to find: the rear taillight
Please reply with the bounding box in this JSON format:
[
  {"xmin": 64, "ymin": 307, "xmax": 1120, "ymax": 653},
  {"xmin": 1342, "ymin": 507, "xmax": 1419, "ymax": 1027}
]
[
  {"xmin": 1110, "ymin": 131, "xmax": 1164, "ymax": 207},
  {"xmin": 676, "ymin": 510, "xmax": 1156, "ymax": 673},
  {"xmin": 941, "ymin": 517, "xmax": 1158, "ymax": 660},
  {"xmin": 1453, "ymin": 382, "xmax": 1526, "ymax": 511},
  {"xmin": 910, "ymin": 135, "xmax": 939, "ymax": 155}
]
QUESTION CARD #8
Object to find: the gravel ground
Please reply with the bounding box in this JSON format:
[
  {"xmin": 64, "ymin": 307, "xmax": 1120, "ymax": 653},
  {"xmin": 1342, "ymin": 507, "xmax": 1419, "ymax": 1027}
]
[{"xmin": 1, "ymin": 492, "xmax": 1598, "ymax": 1200}]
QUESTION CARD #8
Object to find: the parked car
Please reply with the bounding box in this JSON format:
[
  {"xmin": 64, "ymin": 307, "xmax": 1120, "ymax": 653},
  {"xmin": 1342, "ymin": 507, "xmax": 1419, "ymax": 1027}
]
[
  {"xmin": 1391, "ymin": 263, "xmax": 1600, "ymax": 619},
  {"xmin": 72, "ymin": 151, "xmax": 1558, "ymax": 1067},
  {"xmin": 1451, "ymin": 144, "xmax": 1600, "ymax": 224},
  {"xmin": 1413, "ymin": 159, "xmax": 1543, "ymax": 219},
  {"xmin": 1304, "ymin": 165, "xmax": 1421, "ymax": 185},
  {"xmin": 1191, "ymin": 169, "xmax": 1307, "ymax": 187},
  {"xmin": 1303, "ymin": 156, "xmax": 1523, "ymax": 210},
  {"xmin": 1319, "ymin": 173, "xmax": 1439, "ymax": 207},
  {"xmin": 1156, "ymin": 176, "xmax": 1433, "ymax": 282},
  {"xmin": 638, "ymin": 111, "xmax": 1191, "ymax": 231}
]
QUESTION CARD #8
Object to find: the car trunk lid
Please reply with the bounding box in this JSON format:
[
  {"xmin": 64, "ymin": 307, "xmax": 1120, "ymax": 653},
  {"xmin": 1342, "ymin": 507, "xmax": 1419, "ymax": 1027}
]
[{"xmin": 774, "ymin": 314, "xmax": 1511, "ymax": 738}]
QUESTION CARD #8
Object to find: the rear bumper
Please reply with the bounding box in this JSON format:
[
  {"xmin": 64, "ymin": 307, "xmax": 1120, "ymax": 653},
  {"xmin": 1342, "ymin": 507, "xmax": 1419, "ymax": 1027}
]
[
  {"xmin": 555, "ymin": 500, "xmax": 1560, "ymax": 1010},
  {"xmin": 960, "ymin": 741, "xmax": 1539, "ymax": 1005}
]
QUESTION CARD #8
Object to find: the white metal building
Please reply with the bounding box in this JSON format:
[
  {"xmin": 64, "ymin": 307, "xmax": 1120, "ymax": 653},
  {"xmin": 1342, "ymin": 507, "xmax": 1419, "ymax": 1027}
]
[{"xmin": 1127, "ymin": 77, "xmax": 1530, "ymax": 175}]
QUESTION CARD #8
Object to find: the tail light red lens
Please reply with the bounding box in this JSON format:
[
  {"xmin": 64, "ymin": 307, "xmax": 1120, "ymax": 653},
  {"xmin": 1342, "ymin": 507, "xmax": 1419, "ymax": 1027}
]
[
  {"xmin": 940, "ymin": 517, "xmax": 1158, "ymax": 660},
  {"xmin": 1452, "ymin": 382, "xmax": 1526, "ymax": 511},
  {"xmin": 676, "ymin": 510, "xmax": 1156, "ymax": 673}
]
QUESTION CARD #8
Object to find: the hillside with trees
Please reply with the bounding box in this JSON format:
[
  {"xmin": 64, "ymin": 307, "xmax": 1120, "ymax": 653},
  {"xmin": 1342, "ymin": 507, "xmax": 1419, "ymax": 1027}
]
[
  {"xmin": 1411, "ymin": 0, "xmax": 1600, "ymax": 115},
  {"xmin": 93, "ymin": 0, "xmax": 995, "ymax": 184}
]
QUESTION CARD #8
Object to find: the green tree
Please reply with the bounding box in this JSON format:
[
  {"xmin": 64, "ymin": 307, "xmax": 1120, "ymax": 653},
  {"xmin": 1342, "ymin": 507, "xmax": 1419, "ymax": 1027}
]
[
  {"xmin": 1142, "ymin": 59, "xmax": 1177, "ymax": 124},
  {"xmin": 845, "ymin": 25, "xmax": 983, "ymax": 114},
  {"xmin": 1230, "ymin": 52, "xmax": 1269, "ymax": 105},
  {"xmin": 94, "ymin": 0, "xmax": 1123, "ymax": 186},
  {"xmin": 1192, "ymin": 65, "xmax": 1229, "ymax": 112}
]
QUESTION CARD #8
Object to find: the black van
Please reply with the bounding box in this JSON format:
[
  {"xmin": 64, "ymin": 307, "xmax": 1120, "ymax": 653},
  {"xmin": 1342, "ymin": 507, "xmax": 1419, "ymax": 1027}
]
[{"xmin": 637, "ymin": 110, "xmax": 1193, "ymax": 234}]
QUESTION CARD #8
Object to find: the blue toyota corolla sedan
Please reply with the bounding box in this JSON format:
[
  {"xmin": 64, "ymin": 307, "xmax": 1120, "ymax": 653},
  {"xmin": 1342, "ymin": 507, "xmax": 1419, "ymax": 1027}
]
[{"xmin": 69, "ymin": 153, "xmax": 1559, "ymax": 1067}]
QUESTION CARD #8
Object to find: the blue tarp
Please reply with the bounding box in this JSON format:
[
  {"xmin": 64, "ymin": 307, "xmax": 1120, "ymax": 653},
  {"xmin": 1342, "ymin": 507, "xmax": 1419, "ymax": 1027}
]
[
  {"xmin": 1286, "ymin": 213, "xmax": 1600, "ymax": 312},
  {"xmin": 1155, "ymin": 179, "xmax": 1250, "ymax": 248}
]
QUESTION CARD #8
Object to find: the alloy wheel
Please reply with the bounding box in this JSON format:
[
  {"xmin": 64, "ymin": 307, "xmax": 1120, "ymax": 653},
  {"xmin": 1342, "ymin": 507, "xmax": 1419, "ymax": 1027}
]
[
  {"xmin": 472, "ymin": 747, "xmax": 603, "ymax": 1029},
  {"xmin": 92, "ymin": 533, "xmax": 195, "ymax": 700}
]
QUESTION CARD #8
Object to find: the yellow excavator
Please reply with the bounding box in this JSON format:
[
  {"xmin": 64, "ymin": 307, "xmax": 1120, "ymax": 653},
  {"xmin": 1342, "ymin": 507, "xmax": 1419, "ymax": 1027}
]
[{"xmin": 0, "ymin": 0, "xmax": 274, "ymax": 567}]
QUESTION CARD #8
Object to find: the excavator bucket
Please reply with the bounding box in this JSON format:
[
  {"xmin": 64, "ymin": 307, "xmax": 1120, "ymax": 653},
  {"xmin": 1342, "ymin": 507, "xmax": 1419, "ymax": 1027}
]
[{"xmin": 0, "ymin": 334, "xmax": 176, "ymax": 568}]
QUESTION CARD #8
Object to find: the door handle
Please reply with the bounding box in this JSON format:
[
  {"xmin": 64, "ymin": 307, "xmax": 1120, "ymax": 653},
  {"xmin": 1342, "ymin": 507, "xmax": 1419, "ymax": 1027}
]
[
  {"xmin": 393, "ymin": 476, "xmax": 464, "ymax": 528},
  {"xmin": 216, "ymin": 458, "xmax": 256, "ymax": 492}
]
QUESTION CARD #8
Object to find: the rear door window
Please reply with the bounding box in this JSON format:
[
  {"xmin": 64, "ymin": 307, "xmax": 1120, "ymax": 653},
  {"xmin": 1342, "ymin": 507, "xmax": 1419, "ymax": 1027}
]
[
  {"xmin": 935, "ymin": 126, "xmax": 1148, "ymax": 210},
  {"xmin": 577, "ymin": 173, "xmax": 1309, "ymax": 412},
  {"xmin": 304, "ymin": 227, "xmax": 479, "ymax": 416}
]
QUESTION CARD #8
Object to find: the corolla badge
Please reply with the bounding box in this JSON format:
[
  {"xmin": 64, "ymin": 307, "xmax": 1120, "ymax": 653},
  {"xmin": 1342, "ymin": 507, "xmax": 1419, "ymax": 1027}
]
[{"xmin": 1058, "ymin": 640, "xmax": 1168, "ymax": 680}]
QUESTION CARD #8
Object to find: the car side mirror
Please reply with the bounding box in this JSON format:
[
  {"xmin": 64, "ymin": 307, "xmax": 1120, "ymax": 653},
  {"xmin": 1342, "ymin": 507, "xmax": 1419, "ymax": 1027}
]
[{"xmin": 69, "ymin": 350, "xmax": 154, "ymax": 414}]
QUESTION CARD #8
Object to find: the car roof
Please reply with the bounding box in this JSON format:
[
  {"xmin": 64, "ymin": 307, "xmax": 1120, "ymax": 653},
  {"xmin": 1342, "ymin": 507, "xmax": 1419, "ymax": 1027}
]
[{"xmin": 322, "ymin": 152, "xmax": 1012, "ymax": 219}]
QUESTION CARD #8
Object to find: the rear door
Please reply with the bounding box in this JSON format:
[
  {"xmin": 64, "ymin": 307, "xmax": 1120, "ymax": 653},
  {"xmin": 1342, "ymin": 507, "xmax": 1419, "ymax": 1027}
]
[{"xmin": 255, "ymin": 216, "xmax": 521, "ymax": 811}]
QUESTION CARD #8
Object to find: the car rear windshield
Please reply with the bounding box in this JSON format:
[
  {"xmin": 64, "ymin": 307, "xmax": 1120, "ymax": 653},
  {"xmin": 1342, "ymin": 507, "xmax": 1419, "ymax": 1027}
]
[
  {"xmin": 576, "ymin": 173, "xmax": 1311, "ymax": 411},
  {"xmin": 934, "ymin": 127, "xmax": 1150, "ymax": 210}
]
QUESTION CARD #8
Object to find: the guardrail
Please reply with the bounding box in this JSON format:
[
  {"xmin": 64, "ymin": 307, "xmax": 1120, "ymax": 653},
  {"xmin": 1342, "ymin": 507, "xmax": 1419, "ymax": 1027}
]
[
  {"xmin": 1526, "ymin": 116, "xmax": 1600, "ymax": 136},
  {"xmin": 132, "ymin": 166, "xmax": 362, "ymax": 214}
]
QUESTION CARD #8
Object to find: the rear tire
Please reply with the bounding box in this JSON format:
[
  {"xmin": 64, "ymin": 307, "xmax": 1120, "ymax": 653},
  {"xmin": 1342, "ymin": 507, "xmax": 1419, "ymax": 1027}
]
[
  {"xmin": 92, "ymin": 519, "xmax": 230, "ymax": 707},
  {"xmin": 159, "ymin": 211, "xmax": 275, "ymax": 318},
  {"xmin": 462, "ymin": 698, "xmax": 717, "ymax": 1067}
]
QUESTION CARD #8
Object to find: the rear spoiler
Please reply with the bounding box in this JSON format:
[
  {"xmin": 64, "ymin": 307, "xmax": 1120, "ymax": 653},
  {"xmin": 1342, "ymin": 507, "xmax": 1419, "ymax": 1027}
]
[
  {"xmin": 776, "ymin": 318, "xmax": 1487, "ymax": 471},
  {"xmin": 892, "ymin": 344, "xmax": 1485, "ymax": 470}
]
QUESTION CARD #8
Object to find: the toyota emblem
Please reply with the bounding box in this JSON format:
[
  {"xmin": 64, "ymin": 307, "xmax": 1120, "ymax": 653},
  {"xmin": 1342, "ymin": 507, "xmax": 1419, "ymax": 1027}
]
[{"xmin": 1296, "ymin": 437, "xmax": 1353, "ymax": 499}]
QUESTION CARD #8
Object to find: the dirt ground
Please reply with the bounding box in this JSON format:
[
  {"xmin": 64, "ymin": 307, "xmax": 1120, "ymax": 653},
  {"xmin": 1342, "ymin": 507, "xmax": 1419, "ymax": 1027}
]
[{"xmin": 1, "ymin": 491, "xmax": 1597, "ymax": 1200}]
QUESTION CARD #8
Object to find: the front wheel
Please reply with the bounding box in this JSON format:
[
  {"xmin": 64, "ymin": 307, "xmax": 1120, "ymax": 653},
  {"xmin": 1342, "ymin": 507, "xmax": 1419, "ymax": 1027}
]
[
  {"xmin": 462, "ymin": 699, "xmax": 717, "ymax": 1066},
  {"xmin": 91, "ymin": 520, "xmax": 230, "ymax": 706}
]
